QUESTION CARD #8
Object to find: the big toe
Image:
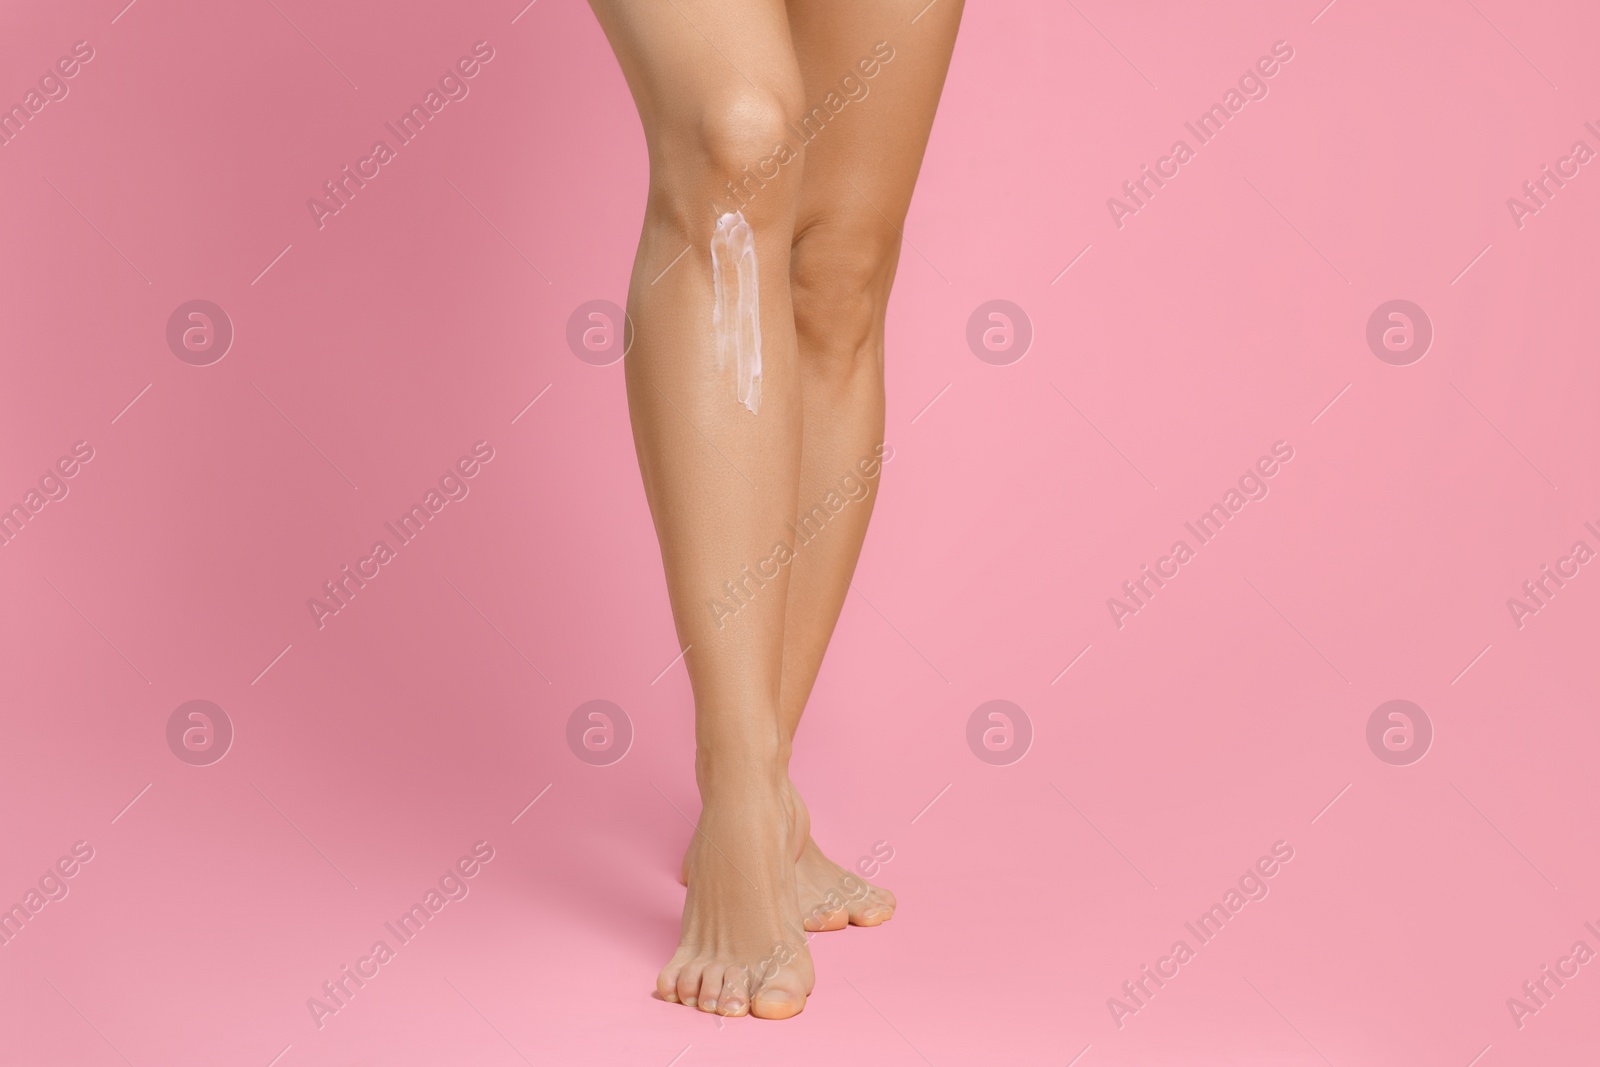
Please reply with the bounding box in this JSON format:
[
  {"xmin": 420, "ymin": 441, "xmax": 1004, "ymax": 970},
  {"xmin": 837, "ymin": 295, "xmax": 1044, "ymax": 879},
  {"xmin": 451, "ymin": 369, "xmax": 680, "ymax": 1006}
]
[
  {"xmin": 751, "ymin": 985, "xmax": 806, "ymax": 1020},
  {"xmin": 803, "ymin": 900, "xmax": 848, "ymax": 932},
  {"xmin": 751, "ymin": 963, "xmax": 809, "ymax": 1021}
]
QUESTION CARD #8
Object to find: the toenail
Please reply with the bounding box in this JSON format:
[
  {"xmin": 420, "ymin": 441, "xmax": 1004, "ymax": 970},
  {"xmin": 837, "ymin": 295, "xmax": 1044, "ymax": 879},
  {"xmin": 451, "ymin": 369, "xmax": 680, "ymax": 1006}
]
[
  {"xmin": 663, "ymin": 993, "xmax": 678, "ymax": 1003},
  {"xmin": 703, "ymin": 1000, "xmax": 716, "ymax": 1011},
  {"xmin": 682, "ymin": 997, "xmax": 695, "ymax": 1007}
]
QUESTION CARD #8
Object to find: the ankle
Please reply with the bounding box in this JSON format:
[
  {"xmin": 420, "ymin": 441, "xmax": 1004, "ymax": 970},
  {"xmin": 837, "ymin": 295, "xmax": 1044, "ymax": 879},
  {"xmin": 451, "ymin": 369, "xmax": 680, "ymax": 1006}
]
[{"xmin": 695, "ymin": 727, "xmax": 790, "ymax": 789}]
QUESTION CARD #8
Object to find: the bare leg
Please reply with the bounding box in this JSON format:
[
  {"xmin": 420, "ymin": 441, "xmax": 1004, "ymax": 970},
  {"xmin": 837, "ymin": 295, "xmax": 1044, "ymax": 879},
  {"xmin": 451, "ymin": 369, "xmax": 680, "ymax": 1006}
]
[
  {"xmin": 587, "ymin": 0, "xmax": 814, "ymax": 1018},
  {"xmin": 779, "ymin": 0, "xmax": 966, "ymax": 929},
  {"xmin": 670, "ymin": 0, "xmax": 965, "ymax": 930}
]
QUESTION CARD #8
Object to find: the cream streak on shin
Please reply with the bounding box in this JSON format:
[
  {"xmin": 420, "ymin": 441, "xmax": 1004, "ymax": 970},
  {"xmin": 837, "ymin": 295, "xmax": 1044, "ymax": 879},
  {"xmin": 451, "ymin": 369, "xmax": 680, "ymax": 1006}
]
[{"xmin": 711, "ymin": 211, "xmax": 762, "ymax": 414}]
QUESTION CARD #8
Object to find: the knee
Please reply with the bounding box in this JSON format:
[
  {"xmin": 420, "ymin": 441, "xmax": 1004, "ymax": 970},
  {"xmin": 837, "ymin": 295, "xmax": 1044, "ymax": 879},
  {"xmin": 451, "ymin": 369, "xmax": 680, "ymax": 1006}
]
[
  {"xmin": 790, "ymin": 220, "xmax": 901, "ymax": 379},
  {"xmin": 697, "ymin": 87, "xmax": 800, "ymax": 179},
  {"xmin": 650, "ymin": 85, "xmax": 804, "ymax": 230}
]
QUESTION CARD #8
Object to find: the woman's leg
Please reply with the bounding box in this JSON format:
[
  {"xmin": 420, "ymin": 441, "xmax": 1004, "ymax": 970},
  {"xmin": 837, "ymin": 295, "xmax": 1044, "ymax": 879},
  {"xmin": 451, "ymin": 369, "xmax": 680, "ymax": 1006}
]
[
  {"xmin": 587, "ymin": 0, "xmax": 814, "ymax": 1018},
  {"xmin": 778, "ymin": 0, "xmax": 966, "ymax": 928}
]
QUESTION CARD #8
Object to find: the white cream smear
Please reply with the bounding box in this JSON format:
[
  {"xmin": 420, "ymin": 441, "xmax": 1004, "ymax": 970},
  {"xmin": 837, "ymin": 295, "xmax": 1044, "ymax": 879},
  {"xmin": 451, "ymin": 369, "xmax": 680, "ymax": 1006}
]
[{"xmin": 710, "ymin": 211, "xmax": 762, "ymax": 415}]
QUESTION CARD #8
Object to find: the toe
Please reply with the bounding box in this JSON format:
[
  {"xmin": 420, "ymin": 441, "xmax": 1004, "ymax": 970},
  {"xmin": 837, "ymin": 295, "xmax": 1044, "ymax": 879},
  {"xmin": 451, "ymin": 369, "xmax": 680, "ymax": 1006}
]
[
  {"xmin": 751, "ymin": 949, "xmax": 809, "ymax": 1020},
  {"xmin": 800, "ymin": 882, "xmax": 849, "ymax": 932},
  {"xmin": 803, "ymin": 899, "xmax": 848, "ymax": 932},
  {"xmin": 718, "ymin": 966, "xmax": 751, "ymax": 1016},
  {"xmin": 750, "ymin": 985, "xmax": 805, "ymax": 1020},
  {"xmin": 657, "ymin": 953, "xmax": 689, "ymax": 1004},
  {"xmin": 697, "ymin": 964, "xmax": 726, "ymax": 1014},
  {"xmin": 848, "ymin": 888, "xmax": 895, "ymax": 926},
  {"xmin": 676, "ymin": 961, "xmax": 706, "ymax": 1009},
  {"xmin": 851, "ymin": 902, "xmax": 889, "ymax": 927}
]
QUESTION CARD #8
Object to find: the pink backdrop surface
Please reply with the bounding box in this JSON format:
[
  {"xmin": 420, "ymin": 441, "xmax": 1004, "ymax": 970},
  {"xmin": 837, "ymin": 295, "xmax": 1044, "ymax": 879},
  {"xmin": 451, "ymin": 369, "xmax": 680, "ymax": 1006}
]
[{"xmin": 2, "ymin": 0, "xmax": 1598, "ymax": 1064}]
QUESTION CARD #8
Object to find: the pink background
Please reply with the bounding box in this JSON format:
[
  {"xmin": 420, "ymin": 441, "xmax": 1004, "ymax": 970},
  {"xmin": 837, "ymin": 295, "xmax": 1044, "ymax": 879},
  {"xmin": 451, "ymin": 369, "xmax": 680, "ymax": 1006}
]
[{"xmin": 3, "ymin": 0, "xmax": 1598, "ymax": 1064}]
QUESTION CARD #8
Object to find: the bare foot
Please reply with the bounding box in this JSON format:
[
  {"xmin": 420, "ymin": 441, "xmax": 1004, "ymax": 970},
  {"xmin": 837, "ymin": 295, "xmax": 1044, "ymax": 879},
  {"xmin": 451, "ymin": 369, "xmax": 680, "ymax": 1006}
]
[
  {"xmin": 679, "ymin": 780, "xmax": 897, "ymax": 933},
  {"xmin": 658, "ymin": 769, "xmax": 813, "ymax": 1019},
  {"xmin": 794, "ymin": 834, "xmax": 897, "ymax": 931}
]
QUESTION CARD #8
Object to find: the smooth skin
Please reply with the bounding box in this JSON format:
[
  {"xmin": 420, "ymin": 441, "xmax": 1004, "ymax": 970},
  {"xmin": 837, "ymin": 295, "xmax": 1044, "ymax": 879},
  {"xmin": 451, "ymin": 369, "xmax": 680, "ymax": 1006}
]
[{"xmin": 587, "ymin": 0, "xmax": 964, "ymax": 1020}]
